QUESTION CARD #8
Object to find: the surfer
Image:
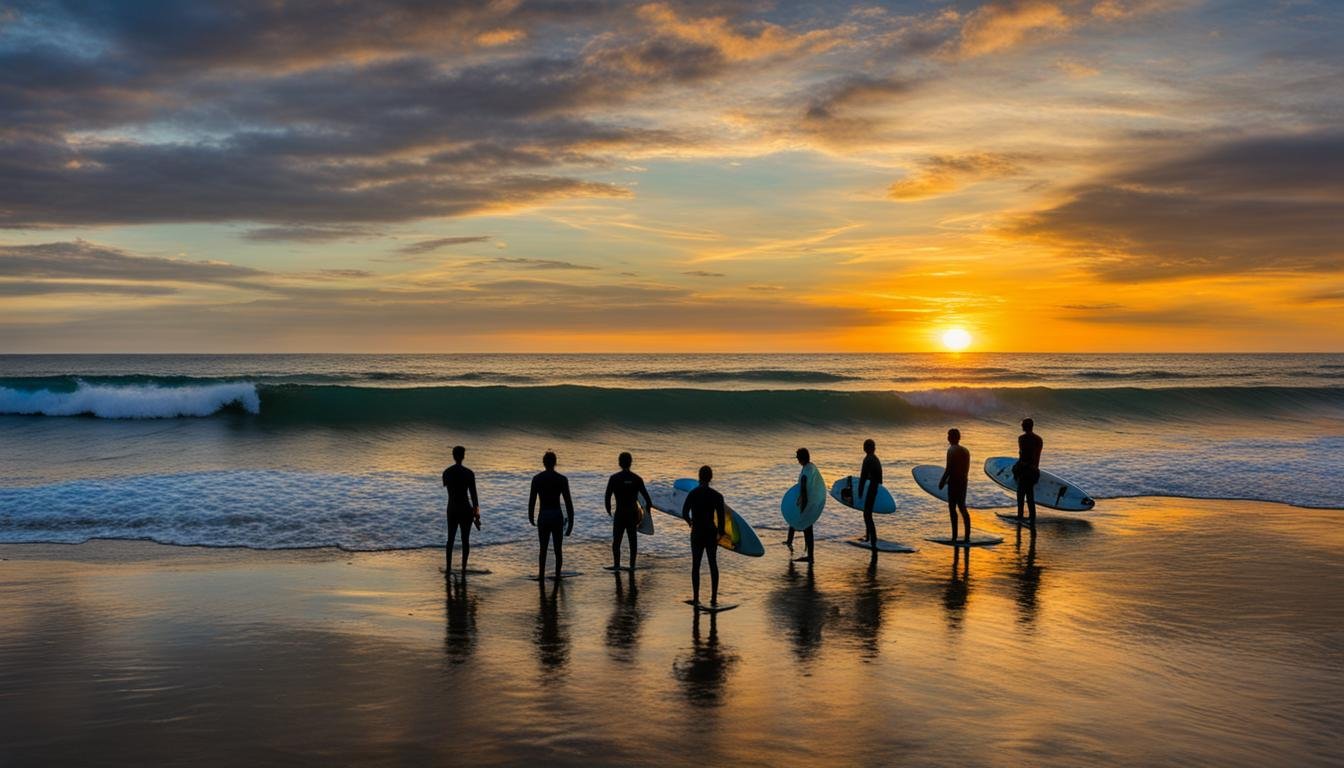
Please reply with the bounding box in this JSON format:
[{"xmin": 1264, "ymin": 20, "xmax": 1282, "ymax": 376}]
[
  {"xmin": 938, "ymin": 428, "xmax": 972, "ymax": 542},
  {"xmin": 604, "ymin": 452, "xmax": 653, "ymax": 571},
  {"xmin": 858, "ymin": 439, "xmax": 882, "ymax": 549},
  {"xmin": 529, "ymin": 451, "xmax": 574, "ymax": 580},
  {"xmin": 1013, "ymin": 419, "xmax": 1043, "ymax": 523},
  {"xmin": 785, "ymin": 448, "xmax": 819, "ymax": 563},
  {"xmin": 442, "ymin": 445, "xmax": 480, "ymax": 576},
  {"xmin": 682, "ymin": 465, "xmax": 727, "ymax": 607}
]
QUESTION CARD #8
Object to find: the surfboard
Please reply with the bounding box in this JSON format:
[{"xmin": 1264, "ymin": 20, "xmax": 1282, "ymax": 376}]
[
  {"xmin": 684, "ymin": 600, "xmax": 739, "ymax": 613},
  {"xmin": 912, "ymin": 465, "xmax": 955, "ymax": 502},
  {"xmin": 827, "ymin": 475, "xmax": 897, "ymax": 514},
  {"xmin": 527, "ymin": 571, "xmax": 583, "ymax": 580},
  {"xmin": 983, "ymin": 457, "xmax": 1095, "ymax": 511},
  {"xmin": 637, "ymin": 500, "xmax": 654, "ymax": 535},
  {"xmin": 925, "ymin": 535, "xmax": 1003, "ymax": 548},
  {"xmin": 439, "ymin": 567, "xmax": 493, "ymax": 575},
  {"xmin": 846, "ymin": 538, "xmax": 916, "ymax": 553},
  {"xmin": 602, "ymin": 565, "xmax": 649, "ymax": 572},
  {"xmin": 780, "ymin": 481, "xmax": 825, "ymax": 530},
  {"xmin": 996, "ymin": 513, "xmax": 1035, "ymax": 527},
  {"xmin": 652, "ymin": 479, "xmax": 766, "ymax": 557}
]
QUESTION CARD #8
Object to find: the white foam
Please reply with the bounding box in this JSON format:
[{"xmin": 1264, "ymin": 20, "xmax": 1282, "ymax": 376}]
[{"xmin": 0, "ymin": 381, "xmax": 259, "ymax": 418}]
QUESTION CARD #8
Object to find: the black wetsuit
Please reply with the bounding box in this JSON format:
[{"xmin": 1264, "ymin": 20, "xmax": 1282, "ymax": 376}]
[
  {"xmin": 605, "ymin": 469, "xmax": 651, "ymax": 569},
  {"xmin": 529, "ymin": 469, "xmax": 574, "ymax": 577},
  {"xmin": 681, "ymin": 484, "xmax": 726, "ymax": 605},
  {"xmin": 786, "ymin": 465, "xmax": 816, "ymax": 560},
  {"xmin": 940, "ymin": 444, "xmax": 971, "ymax": 539},
  {"xmin": 1014, "ymin": 432, "xmax": 1043, "ymax": 520},
  {"xmin": 442, "ymin": 463, "xmax": 479, "ymax": 571},
  {"xmin": 859, "ymin": 452, "xmax": 882, "ymax": 546}
]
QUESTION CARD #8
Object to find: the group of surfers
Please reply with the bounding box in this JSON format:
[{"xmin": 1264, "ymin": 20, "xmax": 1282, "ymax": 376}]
[{"xmin": 441, "ymin": 418, "xmax": 1045, "ymax": 609}]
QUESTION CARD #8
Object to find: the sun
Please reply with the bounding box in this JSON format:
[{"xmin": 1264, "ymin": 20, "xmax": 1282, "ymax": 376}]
[{"xmin": 941, "ymin": 328, "xmax": 972, "ymax": 352}]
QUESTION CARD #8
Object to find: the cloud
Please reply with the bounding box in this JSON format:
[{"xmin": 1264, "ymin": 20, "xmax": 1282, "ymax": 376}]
[
  {"xmin": 485, "ymin": 257, "xmax": 596, "ymax": 271},
  {"xmin": 0, "ymin": 240, "xmax": 266, "ymax": 283},
  {"xmin": 242, "ymin": 225, "xmax": 382, "ymax": 242},
  {"xmin": 889, "ymin": 153, "xmax": 1024, "ymax": 201},
  {"xmin": 1011, "ymin": 133, "xmax": 1344, "ymax": 281},
  {"xmin": 395, "ymin": 236, "xmax": 492, "ymax": 256},
  {"xmin": 0, "ymin": 281, "xmax": 178, "ymax": 297},
  {"xmin": 683, "ymin": 270, "xmax": 726, "ymax": 277},
  {"xmin": 954, "ymin": 1, "xmax": 1073, "ymax": 58},
  {"xmin": 1056, "ymin": 302, "xmax": 1258, "ymax": 327}
]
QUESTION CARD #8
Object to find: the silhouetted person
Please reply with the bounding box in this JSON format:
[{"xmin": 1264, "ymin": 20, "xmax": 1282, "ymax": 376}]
[
  {"xmin": 442, "ymin": 445, "xmax": 479, "ymax": 575},
  {"xmin": 1013, "ymin": 526, "xmax": 1041, "ymax": 627},
  {"xmin": 605, "ymin": 451, "xmax": 652, "ymax": 571},
  {"xmin": 533, "ymin": 580, "xmax": 569, "ymax": 678},
  {"xmin": 673, "ymin": 611, "xmax": 733, "ymax": 708},
  {"xmin": 605, "ymin": 571, "xmax": 643, "ymax": 661},
  {"xmin": 938, "ymin": 428, "xmax": 971, "ymax": 542},
  {"xmin": 785, "ymin": 447, "xmax": 818, "ymax": 563},
  {"xmin": 1014, "ymin": 418, "xmax": 1043, "ymax": 523},
  {"xmin": 858, "ymin": 439, "xmax": 882, "ymax": 548},
  {"xmin": 444, "ymin": 575, "xmax": 478, "ymax": 665},
  {"xmin": 682, "ymin": 465, "xmax": 726, "ymax": 607},
  {"xmin": 529, "ymin": 451, "xmax": 574, "ymax": 580}
]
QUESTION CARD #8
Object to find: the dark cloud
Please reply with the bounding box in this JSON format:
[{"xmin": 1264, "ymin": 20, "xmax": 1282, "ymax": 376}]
[
  {"xmin": 243, "ymin": 226, "xmax": 382, "ymax": 242},
  {"xmin": 1057, "ymin": 302, "xmax": 1260, "ymax": 327},
  {"xmin": 806, "ymin": 75, "xmax": 915, "ymax": 121},
  {"xmin": 0, "ymin": 240, "xmax": 266, "ymax": 283},
  {"xmin": 485, "ymin": 258, "xmax": 596, "ymax": 271},
  {"xmin": 0, "ymin": 281, "xmax": 178, "ymax": 297},
  {"xmin": 395, "ymin": 236, "xmax": 492, "ymax": 255},
  {"xmin": 1013, "ymin": 133, "xmax": 1344, "ymax": 281},
  {"xmin": 683, "ymin": 270, "xmax": 726, "ymax": 277}
]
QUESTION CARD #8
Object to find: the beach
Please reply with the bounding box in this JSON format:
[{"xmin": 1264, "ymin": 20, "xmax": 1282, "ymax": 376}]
[{"xmin": 2, "ymin": 496, "xmax": 1340, "ymax": 767}]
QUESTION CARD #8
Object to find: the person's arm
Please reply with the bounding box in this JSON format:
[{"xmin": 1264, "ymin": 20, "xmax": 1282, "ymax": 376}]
[
  {"xmin": 859, "ymin": 458, "xmax": 870, "ymax": 497},
  {"xmin": 468, "ymin": 471, "xmax": 479, "ymax": 512},
  {"xmin": 604, "ymin": 476, "xmax": 614, "ymax": 517},
  {"xmin": 562, "ymin": 478, "xmax": 574, "ymax": 535},
  {"xmin": 798, "ymin": 472, "xmax": 808, "ymax": 509},
  {"xmin": 637, "ymin": 477, "xmax": 652, "ymax": 512},
  {"xmin": 528, "ymin": 477, "xmax": 538, "ymax": 527},
  {"xmin": 939, "ymin": 449, "xmax": 950, "ymax": 489},
  {"xmin": 715, "ymin": 496, "xmax": 726, "ymax": 538},
  {"xmin": 682, "ymin": 491, "xmax": 692, "ymax": 525}
]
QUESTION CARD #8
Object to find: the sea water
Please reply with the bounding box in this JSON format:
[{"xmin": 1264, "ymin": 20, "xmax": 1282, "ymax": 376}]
[{"xmin": 1, "ymin": 353, "xmax": 1341, "ymax": 550}]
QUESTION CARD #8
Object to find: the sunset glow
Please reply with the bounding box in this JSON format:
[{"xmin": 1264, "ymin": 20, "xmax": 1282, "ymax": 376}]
[
  {"xmin": 0, "ymin": 2, "xmax": 1340, "ymax": 352},
  {"xmin": 941, "ymin": 329, "xmax": 972, "ymax": 353}
]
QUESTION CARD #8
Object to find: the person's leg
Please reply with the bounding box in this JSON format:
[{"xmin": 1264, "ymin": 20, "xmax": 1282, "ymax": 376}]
[
  {"xmin": 626, "ymin": 519, "xmax": 638, "ymax": 570},
  {"xmin": 552, "ymin": 524, "xmax": 564, "ymax": 578},
  {"xmin": 537, "ymin": 522, "xmax": 550, "ymax": 579},
  {"xmin": 863, "ymin": 488, "xmax": 878, "ymax": 544},
  {"xmin": 446, "ymin": 516, "xmax": 458, "ymax": 575},
  {"xmin": 611, "ymin": 515, "xmax": 623, "ymax": 569},
  {"xmin": 708, "ymin": 543, "xmax": 720, "ymax": 605},
  {"xmin": 948, "ymin": 498, "xmax": 960, "ymax": 540},
  {"xmin": 957, "ymin": 498, "xmax": 971, "ymax": 542},
  {"xmin": 1026, "ymin": 471, "xmax": 1038, "ymax": 522},
  {"xmin": 785, "ymin": 526, "xmax": 795, "ymax": 548},
  {"xmin": 459, "ymin": 518, "xmax": 472, "ymax": 572},
  {"xmin": 691, "ymin": 541, "xmax": 704, "ymax": 605},
  {"xmin": 803, "ymin": 526, "xmax": 814, "ymax": 561}
]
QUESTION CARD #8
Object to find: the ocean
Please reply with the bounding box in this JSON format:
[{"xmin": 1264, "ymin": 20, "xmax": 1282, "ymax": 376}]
[{"xmin": 2, "ymin": 353, "xmax": 1341, "ymax": 550}]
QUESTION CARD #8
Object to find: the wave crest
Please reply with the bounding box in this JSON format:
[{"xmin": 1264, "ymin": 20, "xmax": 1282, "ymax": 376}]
[{"xmin": 0, "ymin": 381, "xmax": 259, "ymax": 418}]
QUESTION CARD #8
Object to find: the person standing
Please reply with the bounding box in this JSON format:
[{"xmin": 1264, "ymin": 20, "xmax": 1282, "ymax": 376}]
[
  {"xmin": 442, "ymin": 445, "xmax": 479, "ymax": 576},
  {"xmin": 604, "ymin": 451, "xmax": 652, "ymax": 571},
  {"xmin": 682, "ymin": 465, "xmax": 727, "ymax": 608},
  {"xmin": 1014, "ymin": 418, "xmax": 1043, "ymax": 524},
  {"xmin": 785, "ymin": 448, "xmax": 823, "ymax": 563},
  {"xmin": 529, "ymin": 451, "xmax": 574, "ymax": 580},
  {"xmin": 857, "ymin": 439, "xmax": 882, "ymax": 549},
  {"xmin": 937, "ymin": 428, "xmax": 971, "ymax": 542}
]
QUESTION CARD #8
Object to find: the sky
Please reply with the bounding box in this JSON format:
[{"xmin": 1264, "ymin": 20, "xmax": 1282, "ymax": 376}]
[{"xmin": 0, "ymin": 0, "xmax": 1340, "ymax": 353}]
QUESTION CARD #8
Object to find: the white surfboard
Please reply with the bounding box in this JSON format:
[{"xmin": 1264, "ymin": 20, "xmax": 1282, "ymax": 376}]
[
  {"xmin": 925, "ymin": 535, "xmax": 1003, "ymax": 548},
  {"xmin": 637, "ymin": 500, "xmax": 654, "ymax": 535},
  {"xmin": 912, "ymin": 465, "xmax": 952, "ymax": 502},
  {"xmin": 983, "ymin": 457, "xmax": 1095, "ymax": 512},
  {"xmin": 828, "ymin": 475, "xmax": 896, "ymax": 514},
  {"xmin": 652, "ymin": 479, "xmax": 766, "ymax": 557},
  {"xmin": 846, "ymin": 538, "xmax": 916, "ymax": 553},
  {"xmin": 781, "ymin": 481, "xmax": 825, "ymax": 530}
]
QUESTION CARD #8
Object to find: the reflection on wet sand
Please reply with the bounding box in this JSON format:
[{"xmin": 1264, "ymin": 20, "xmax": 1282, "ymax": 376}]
[
  {"xmin": 673, "ymin": 611, "xmax": 735, "ymax": 708},
  {"xmin": 842, "ymin": 558, "xmax": 885, "ymax": 660},
  {"xmin": 533, "ymin": 580, "xmax": 570, "ymax": 681},
  {"xmin": 768, "ymin": 561, "xmax": 831, "ymax": 665},
  {"xmin": 1013, "ymin": 527, "xmax": 1043, "ymax": 628},
  {"xmin": 942, "ymin": 548, "xmax": 971, "ymax": 635},
  {"xmin": 605, "ymin": 572, "xmax": 643, "ymax": 662},
  {"xmin": 444, "ymin": 575, "xmax": 478, "ymax": 664}
]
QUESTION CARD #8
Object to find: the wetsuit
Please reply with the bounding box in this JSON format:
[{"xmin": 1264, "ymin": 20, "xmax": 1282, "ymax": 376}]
[
  {"xmin": 1014, "ymin": 432, "xmax": 1043, "ymax": 521},
  {"xmin": 529, "ymin": 469, "xmax": 574, "ymax": 577},
  {"xmin": 940, "ymin": 444, "xmax": 971, "ymax": 540},
  {"xmin": 442, "ymin": 462, "xmax": 479, "ymax": 571},
  {"xmin": 858, "ymin": 452, "xmax": 882, "ymax": 547},
  {"xmin": 786, "ymin": 464, "xmax": 817, "ymax": 561},
  {"xmin": 605, "ymin": 469, "xmax": 651, "ymax": 569},
  {"xmin": 681, "ymin": 484, "xmax": 726, "ymax": 605}
]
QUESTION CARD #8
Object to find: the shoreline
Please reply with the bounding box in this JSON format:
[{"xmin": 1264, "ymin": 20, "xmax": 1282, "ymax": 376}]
[{"xmin": 2, "ymin": 496, "xmax": 1341, "ymax": 766}]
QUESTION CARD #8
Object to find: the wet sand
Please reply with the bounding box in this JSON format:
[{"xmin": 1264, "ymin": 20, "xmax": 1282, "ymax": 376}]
[{"xmin": 1, "ymin": 497, "xmax": 1340, "ymax": 767}]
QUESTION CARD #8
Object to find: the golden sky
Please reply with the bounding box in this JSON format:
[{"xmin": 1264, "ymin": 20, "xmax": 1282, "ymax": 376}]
[{"xmin": 0, "ymin": 0, "xmax": 1340, "ymax": 351}]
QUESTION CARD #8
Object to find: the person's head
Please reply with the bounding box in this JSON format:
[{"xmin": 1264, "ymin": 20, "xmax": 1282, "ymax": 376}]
[
  {"xmin": 1021, "ymin": 418, "xmax": 1034, "ymax": 433},
  {"xmin": 543, "ymin": 450, "xmax": 557, "ymax": 469},
  {"xmin": 947, "ymin": 428, "xmax": 961, "ymax": 445},
  {"xmin": 863, "ymin": 438, "xmax": 875, "ymax": 454},
  {"xmin": 618, "ymin": 451, "xmax": 632, "ymax": 469},
  {"xmin": 452, "ymin": 445, "xmax": 466, "ymax": 463},
  {"xmin": 796, "ymin": 447, "xmax": 810, "ymax": 465},
  {"xmin": 698, "ymin": 465, "xmax": 713, "ymax": 484}
]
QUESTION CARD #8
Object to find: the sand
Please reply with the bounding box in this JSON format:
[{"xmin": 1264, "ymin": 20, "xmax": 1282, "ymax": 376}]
[{"xmin": 0, "ymin": 497, "xmax": 1340, "ymax": 767}]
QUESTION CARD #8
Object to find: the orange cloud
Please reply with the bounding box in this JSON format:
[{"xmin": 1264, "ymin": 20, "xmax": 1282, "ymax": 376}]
[
  {"xmin": 635, "ymin": 3, "xmax": 843, "ymax": 62},
  {"xmin": 889, "ymin": 154, "xmax": 1024, "ymax": 201},
  {"xmin": 955, "ymin": 1, "xmax": 1073, "ymax": 58}
]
